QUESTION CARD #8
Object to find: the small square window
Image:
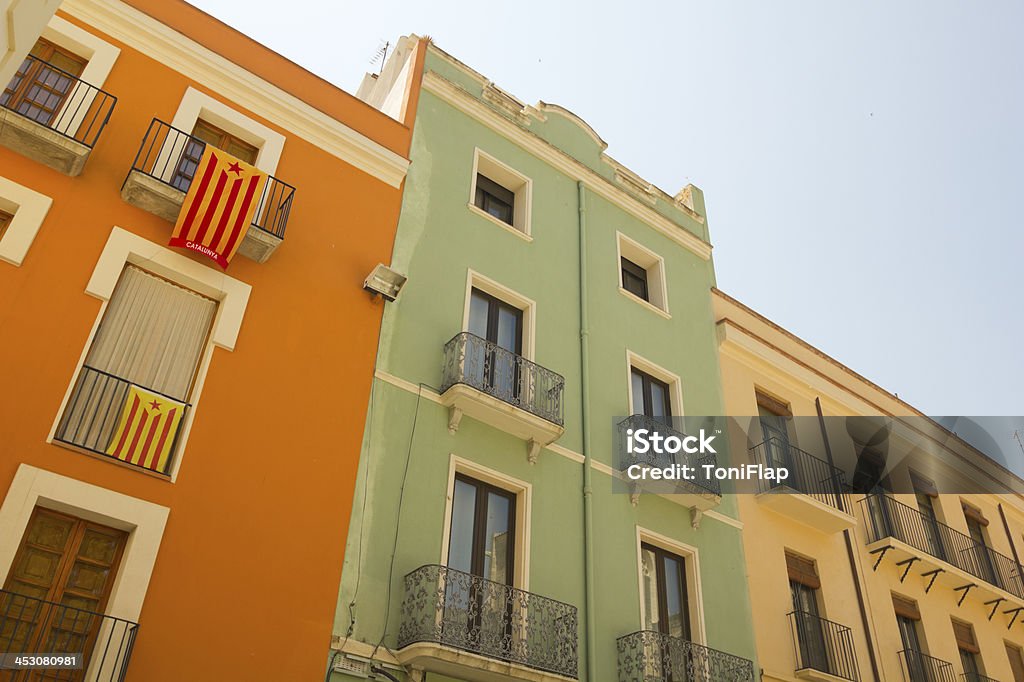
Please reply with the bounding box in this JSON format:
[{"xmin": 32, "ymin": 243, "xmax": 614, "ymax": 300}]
[
  {"xmin": 469, "ymin": 150, "xmax": 532, "ymax": 236},
  {"xmin": 475, "ymin": 174, "xmax": 515, "ymax": 225},
  {"xmin": 621, "ymin": 257, "xmax": 649, "ymax": 301}
]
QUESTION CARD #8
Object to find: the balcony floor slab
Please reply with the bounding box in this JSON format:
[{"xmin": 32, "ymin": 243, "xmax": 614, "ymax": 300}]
[
  {"xmin": 0, "ymin": 108, "xmax": 90, "ymax": 176},
  {"xmin": 396, "ymin": 642, "xmax": 577, "ymax": 682},
  {"xmin": 757, "ymin": 488, "xmax": 856, "ymax": 533}
]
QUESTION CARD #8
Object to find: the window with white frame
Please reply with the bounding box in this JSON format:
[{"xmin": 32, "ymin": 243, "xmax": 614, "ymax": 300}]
[
  {"xmin": 469, "ymin": 149, "xmax": 532, "ymax": 236},
  {"xmin": 617, "ymin": 232, "xmax": 668, "ymax": 314},
  {"xmin": 627, "ymin": 352, "xmax": 683, "ymax": 424},
  {"xmin": 636, "ymin": 529, "xmax": 704, "ymax": 645},
  {"xmin": 0, "ymin": 175, "xmax": 52, "ymax": 266}
]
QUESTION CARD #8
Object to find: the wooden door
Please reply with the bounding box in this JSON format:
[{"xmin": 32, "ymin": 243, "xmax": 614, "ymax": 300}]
[
  {"xmin": 1, "ymin": 508, "xmax": 127, "ymax": 682},
  {"xmin": 0, "ymin": 39, "xmax": 87, "ymax": 128}
]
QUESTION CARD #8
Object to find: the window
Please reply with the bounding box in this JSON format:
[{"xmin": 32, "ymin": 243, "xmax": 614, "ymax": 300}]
[
  {"xmin": 2, "ymin": 507, "xmax": 127, "ymax": 667},
  {"xmin": 475, "ymin": 174, "xmax": 515, "ymax": 225},
  {"xmin": 631, "ymin": 367, "xmax": 672, "ymax": 422},
  {"xmin": 963, "ymin": 503, "xmax": 997, "ymax": 584},
  {"xmin": 953, "ymin": 620, "xmax": 981, "ymax": 679},
  {"xmin": 55, "ymin": 265, "xmax": 217, "ymax": 474},
  {"xmin": 756, "ymin": 391, "xmax": 794, "ymax": 475},
  {"xmin": 0, "ymin": 210, "xmax": 12, "ymax": 241},
  {"xmin": 894, "ymin": 594, "xmax": 927, "ymax": 682},
  {"xmin": 466, "ymin": 287, "xmax": 524, "ymax": 399},
  {"xmin": 788, "ymin": 552, "xmax": 829, "ymax": 673},
  {"xmin": 1006, "ymin": 642, "xmax": 1024, "ymax": 682},
  {"xmin": 172, "ymin": 119, "xmax": 260, "ymax": 191},
  {"xmin": 617, "ymin": 232, "xmax": 669, "ymax": 314},
  {"xmin": 641, "ymin": 543, "xmax": 691, "ymax": 641},
  {"xmin": 911, "ymin": 472, "xmax": 945, "ymax": 559},
  {"xmin": 621, "ymin": 257, "xmax": 649, "ymax": 301},
  {"xmin": 469, "ymin": 150, "xmax": 531, "ymax": 236},
  {"xmin": 1, "ymin": 38, "xmax": 87, "ymax": 127},
  {"xmin": 447, "ymin": 474, "xmax": 516, "ymax": 583}
]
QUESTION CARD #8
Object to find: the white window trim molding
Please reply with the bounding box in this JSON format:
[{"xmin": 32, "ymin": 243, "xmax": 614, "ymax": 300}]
[
  {"xmin": 468, "ymin": 148, "xmax": 533, "ymax": 240},
  {"xmin": 169, "ymin": 86, "xmax": 285, "ymax": 176},
  {"xmin": 43, "ymin": 15, "xmax": 120, "ymax": 88},
  {"xmin": 46, "ymin": 227, "xmax": 251, "ymax": 481},
  {"xmin": 440, "ymin": 454, "xmax": 532, "ymax": 591},
  {"xmin": 616, "ymin": 231, "xmax": 670, "ymax": 319},
  {"xmin": 462, "ymin": 269, "xmax": 537, "ymax": 361},
  {"xmin": 0, "ymin": 464, "xmax": 169, "ymax": 622},
  {"xmin": 626, "ymin": 349, "xmax": 684, "ymax": 418},
  {"xmin": 635, "ymin": 526, "xmax": 707, "ymax": 646},
  {"xmin": 0, "ymin": 175, "xmax": 52, "ymax": 266}
]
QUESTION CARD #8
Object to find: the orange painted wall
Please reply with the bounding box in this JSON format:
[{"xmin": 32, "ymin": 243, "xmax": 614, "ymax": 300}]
[{"xmin": 0, "ymin": 7, "xmax": 422, "ymax": 682}]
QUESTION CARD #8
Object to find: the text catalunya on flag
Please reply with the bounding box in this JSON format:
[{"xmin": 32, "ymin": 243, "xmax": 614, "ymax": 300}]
[
  {"xmin": 169, "ymin": 146, "xmax": 267, "ymax": 268},
  {"xmin": 106, "ymin": 385, "xmax": 185, "ymax": 474}
]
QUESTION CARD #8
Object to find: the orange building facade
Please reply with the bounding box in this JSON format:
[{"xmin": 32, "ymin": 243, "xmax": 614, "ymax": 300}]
[{"xmin": 0, "ymin": 2, "xmax": 424, "ymax": 680}]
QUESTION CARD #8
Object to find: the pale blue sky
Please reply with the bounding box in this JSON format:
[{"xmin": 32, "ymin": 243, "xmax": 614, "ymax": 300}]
[{"xmin": 191, "ymin": 1, "xmax": 1023, "ymax": 421}]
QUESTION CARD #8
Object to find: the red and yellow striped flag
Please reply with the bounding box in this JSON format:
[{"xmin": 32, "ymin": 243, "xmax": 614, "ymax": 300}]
[
  {"xmin": 106, "ymin": 385, "xmax": 185, "ymax": 474},
  {"xmin": 169, "ymin": 146, "xmax": 267, "ymax": 268}
]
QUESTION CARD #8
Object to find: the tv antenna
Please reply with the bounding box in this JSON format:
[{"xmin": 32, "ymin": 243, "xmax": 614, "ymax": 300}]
[
  {"xmin": 1014, "ymin": 430, "xmax": 1024, "ymax": 458},
  {"xmin": 370, "ymin": 40, "xmax": 389, "ymax": 77}
]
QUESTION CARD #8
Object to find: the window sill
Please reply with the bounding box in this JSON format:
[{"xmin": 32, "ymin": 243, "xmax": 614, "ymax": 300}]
[
  {"xmin": 619, "ymin": 287, "xmax": 671, "ymax": 319},
  {"xmin": 467, "ymin": 203, "xmax": 533, "ymax": 242}
]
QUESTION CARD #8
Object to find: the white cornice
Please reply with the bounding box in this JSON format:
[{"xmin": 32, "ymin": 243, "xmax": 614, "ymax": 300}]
[
  {"xmin": 423, "ymin": 71, "xmax": 713, "ymax": 261},
  {"xmin": 60, "ymin": 0, "xmax": 410, "ymax": 188}
]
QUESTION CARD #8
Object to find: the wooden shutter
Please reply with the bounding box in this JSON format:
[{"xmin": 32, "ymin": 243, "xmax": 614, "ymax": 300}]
[
  {"xmin": 910, "ymin": 470, "xmax": 938, "ymax": 497},
  {"xmin": 1006, "ymin": 643, "xmax": 1024, "ymax": 682},
  {"xmin": 962, "ymin": 502, "xmax": 989, "ymax": 527},
  {"xmin": 756, "ymin": 391, "xmax": 792, "ymax": 417},
  {"xmin": 891, "ymin": 594, "xmax": 921, "ymax": 620},
  {"xmin": 952, "ymin": 620, "xmax": 979, "ymax": 654},
  {"xmin": 786, "ymin": 552, "xmax": 820, "ymax": 589}
]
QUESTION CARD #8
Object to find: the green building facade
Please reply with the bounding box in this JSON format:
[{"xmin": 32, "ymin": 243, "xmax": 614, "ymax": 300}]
[{"xmin": 328, "ymin": 39, "xmax": 758, "ymax": 682}]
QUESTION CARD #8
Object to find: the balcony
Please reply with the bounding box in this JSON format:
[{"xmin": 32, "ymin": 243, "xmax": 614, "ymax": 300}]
[
  {"xmin": 616, "ymin": 414, "xmax": 721, "ymax": 512},
  {"xmin": 963, "ymin": 676, "xmax": 1000, "ymax": 682},
  {"xmin": 616, "ymin": 630, "xmax": 755, "ymax": 682},
  {"xmin": 440, "ymin": 332, "xmax": 565, "ymax": 463},
  {"xmin": 53, "ymin": 365, "xmax": 189, "ymax": 477},
  {"xmin": 396, "ymin": 564, "xmax": 578, "ymax": 682},
  {"xmin": 120, "ymin": 118, "xmax": 296, "ymax": 263},
  {"xmin": 788, "ymin": 611, "xmax": 860, "ymax": 682},
  {"xmin": 861, "ymin": 494, "xmax": 1024, "ymax": 606},
  {"xmin": 0, "ymin": 589, "xmax": 138, "ymax": 681},
  {"xmin": 898, "ymin": 650, "xmax": 955, "ymax": 682},
  {"xmin": 750, "ymin": 437, "xmax": 855, "ymax": 533},
  {"xmin": 0, "ymin": 54, "xmax": 116, "ymax": 175}
]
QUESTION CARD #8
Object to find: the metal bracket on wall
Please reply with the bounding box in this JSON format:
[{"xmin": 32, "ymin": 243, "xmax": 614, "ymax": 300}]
[
  {"xmin": 954, "ymin": 583, "xmax": 976, "ymax": 607},
  {"xmin": 985, "ymin": 598, "xmax": 1005, "ymax": 621},
  {"xmin": 921, "ymin": 568, "xmax": 943, "ymax": 593},
  {"xmin": 869, "ymin": 546, "xmax": 890, "ymax": 571},
  {"xmin": 896, "ymin": 557, "xmax": 919, "ymax": 583},
  {"xmin": 1005, "ymin": 607, "xmax": 1023, "ymax": 629}
]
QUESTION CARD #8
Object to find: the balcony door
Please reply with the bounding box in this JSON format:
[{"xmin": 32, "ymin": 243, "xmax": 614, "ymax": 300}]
[
  {"xmin": 964, "ymin": 514, "xmax": 998, "ymax": 586},
  {"xmin": 631, "ymin": 369, "xmax": 672, "ymax": 423},
  {"xmin": 1, "ymin": 508, "xmax": 127, "ymax": 682},
  {"xmin": 1, "ymin": 38, "xmax": 86, "ymax": 128},
  {"xmin": 790, "ymin": 580, "xmax": 829, "ymax": 674},
  {"xmin": 641, "ymin": 543, "xmax": 691, "ymax": 681},
  {"xmin": 897, "ymin": 614, "xmax": 927, "ymax": 682},
  {"xmin": 757, "ymin": 397, "xmax": 795, "ymax": 488},
  {"xmin": 171, "ymin": 119, "xmax": 260, "ymax": 192},
  {"xmin": 467, "ymin": 288, "xmax": 523, "ymax": 403},
  {"xmin": 444, "ymin": 475, "xmax": 516, "ymax": 658}
]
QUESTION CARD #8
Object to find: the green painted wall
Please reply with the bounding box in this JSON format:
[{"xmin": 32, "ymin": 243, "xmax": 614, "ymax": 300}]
[{"xmin": 329, "ymin": 45, "xmax": 757, "ymax": 682}]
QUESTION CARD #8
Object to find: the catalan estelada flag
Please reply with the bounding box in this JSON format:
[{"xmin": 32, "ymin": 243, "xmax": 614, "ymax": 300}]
[
  {"xmin": 169, "ymin": 146, "xmax": 267, "ymax": 268},
  {"xmin": 106, "ymin": 385, "xmax": 185, "ymax": 474}
]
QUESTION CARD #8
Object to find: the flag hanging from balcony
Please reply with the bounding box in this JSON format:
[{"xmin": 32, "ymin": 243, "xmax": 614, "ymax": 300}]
[
  {"xmin": 169, "ymin": 146, "xmax": 267, "ymax": 268},
  {"xmin": 105, "ymin": 384, "xmax": 185, "ymax": 474}
]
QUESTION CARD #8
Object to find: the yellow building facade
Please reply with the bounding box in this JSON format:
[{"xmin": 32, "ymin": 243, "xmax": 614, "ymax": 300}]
[{"xmin": 715, "ymin": 288, "xmax": 1024, "ymax": 682}]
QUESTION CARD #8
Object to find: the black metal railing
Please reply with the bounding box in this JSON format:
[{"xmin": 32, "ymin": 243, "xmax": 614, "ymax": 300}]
[
  {"xmin": 899, "ymin": 650, "xmax": 955, "ymax": 682},
  {"xmin": 441, "ymin": 332, "xmax": 564, "ymax": 427},
  {"xmin": 750, "ymin": 437, "xmax": 849, "ymax": 512},
  {"xmin": 788, "ymin": 611, "xmax": 859, "ymax": 682},
  {"xmin": 616, "ymin": 630, "xmax": 755, "ymax": 682},
  {"xmin": 53, "ymin": 365, "xmax": 189, "ymax": 476},
  {"xmin": 126, "ymin": 118, "xmax": 295, "ymax": 238},
  {"xmin": 861, "ymin": 494, "xmax": 1024, "ymax": 598},
  {"xmin": 0, "ymin": 54, "xmax": 116, "ymax": 148},
  {"xmin": 397, "ymin": 564, "xmax": 577, "ymax": 678},
  {"xmin": 962, "ymin": 675, "xmax": 1000, "ymax": 682},
  {"xmin": 617, "ymin": 414, "xmax": 721, "ymax": 497},
  {"xmin": 0, "ymin": 589, "xmax": 138, "ymax": 682}
]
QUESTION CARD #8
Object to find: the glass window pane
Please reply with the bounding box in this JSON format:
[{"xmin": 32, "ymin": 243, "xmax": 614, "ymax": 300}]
[
  {"xmin": 631, "ymin": 371, "xmax": 645, "ymax": 416},
  {"xmin": 468, "ymin": 291, "xmax": 489, "ymax": 339},
  {"xmin": 662, "ymin": 555, "xmax": 687, "ymax": 639},
  {"xmin": 650, "ymin": 381, "xmax": 669, "ymax": 419},
  {"xmin": 641, "ymin": 547, "xmax": 659, "ymax": 632},
  {"xmin": 447, "ymin": 479, "xmax": 477, "ymax": 573},
  {"xmin": 483, "ymin": 492, "xmax": 512, "ymax": 584},
  {"xmin": 496, "ymin": 306, "xmax": 519, "ymax": 353}
]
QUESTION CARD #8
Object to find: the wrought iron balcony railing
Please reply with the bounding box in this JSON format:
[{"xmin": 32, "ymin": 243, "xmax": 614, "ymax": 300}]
[
  {"xmin": 750, "ymin": 437, "xmax": 849, "ymax": 512},
  {"xmin": 962, "ymin": 675, "xmax": 1001, "ymax": 682},
  {"xmin": 861, "ymin": 494, "xmax": 1024, "ymax": 598},
  {"xmin": 617, "ymin": 414, "xmax": 721, "ymax": 497},
  {"xmin": 616, "ymin": 630, "xmax": 755, "ymax": 682},
  {"xmin": 788, "ymin": 611, "xmax": 860, "ymax": 682},
  {"xmin": 0, "ymin": 589, "xmax": 138, "ymax": 682},
  {"xmin": 899, "ymin": 650, "xmax": 955, "ymax": 682},
  {"xmin": 54, "ymin": 365, "xmax": 189, "ymax": 476},
  {"xmin": 1, "ymin": 54, "xmax": 116, "ymax": 148},
  {"xmin": 126, "ymin": 118, "xmax": 296, "ymax": 238},
  {"xmin": 441, "ymin": 332, "xmax": 564, "ymax": 427},
  {"xmin": 397, "ymin": 564, "xmax": 578, "ymax": 678}
]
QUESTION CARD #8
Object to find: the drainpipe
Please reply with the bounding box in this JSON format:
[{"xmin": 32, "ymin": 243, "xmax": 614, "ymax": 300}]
[
  {"xmin": 578, "ymin": 181, "xmax": 596, "ymax": 682},
  {"xmin": 816, "ymin": 398, "xmax": 881, "ymax": 682}
]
